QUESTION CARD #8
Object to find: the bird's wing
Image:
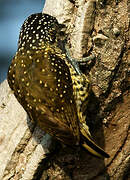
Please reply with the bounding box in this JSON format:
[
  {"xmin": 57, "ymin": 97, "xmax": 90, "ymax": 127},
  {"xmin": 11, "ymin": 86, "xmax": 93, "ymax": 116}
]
[{"xmin": 8, "ymin": 46, "xmax": 80, "ymax": 145}]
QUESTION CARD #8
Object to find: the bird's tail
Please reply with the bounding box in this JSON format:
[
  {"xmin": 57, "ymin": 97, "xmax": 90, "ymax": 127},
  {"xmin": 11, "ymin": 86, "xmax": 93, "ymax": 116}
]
[{"xmin": 81, "ymin": 124, "xmax": 109, "ymax": 158}]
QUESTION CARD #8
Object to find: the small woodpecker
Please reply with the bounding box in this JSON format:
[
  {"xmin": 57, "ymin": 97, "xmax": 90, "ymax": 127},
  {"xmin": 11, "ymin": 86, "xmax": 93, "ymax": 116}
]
[{"xmin": 8, "ymin": 13, "xmax": 109, "ymax": 158}]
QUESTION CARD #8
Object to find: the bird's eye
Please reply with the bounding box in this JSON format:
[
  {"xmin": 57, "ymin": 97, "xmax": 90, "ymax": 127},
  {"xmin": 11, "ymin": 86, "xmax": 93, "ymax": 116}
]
[{"xmin": 59, "ymin": 31, "xmax": 66, "ymax": 37}]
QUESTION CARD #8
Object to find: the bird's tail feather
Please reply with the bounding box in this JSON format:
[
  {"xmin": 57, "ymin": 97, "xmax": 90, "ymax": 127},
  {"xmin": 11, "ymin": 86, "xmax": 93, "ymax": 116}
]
[{"xmin": 81, "ymin": 125, "xmax": 109, "ymax": 158}]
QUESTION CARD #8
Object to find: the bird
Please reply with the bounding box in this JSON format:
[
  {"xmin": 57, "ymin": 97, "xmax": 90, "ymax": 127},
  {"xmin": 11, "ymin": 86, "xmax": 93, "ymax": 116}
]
[{"xmin": 7, "ymin": 12, "xmax": 109, "ymax": 158}]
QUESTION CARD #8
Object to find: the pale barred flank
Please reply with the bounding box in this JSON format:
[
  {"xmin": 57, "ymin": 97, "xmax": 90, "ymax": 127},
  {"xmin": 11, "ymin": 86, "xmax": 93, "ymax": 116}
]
[{"xmin": 65, "ymin": 60, "xmax": 90, "ymax": 123}]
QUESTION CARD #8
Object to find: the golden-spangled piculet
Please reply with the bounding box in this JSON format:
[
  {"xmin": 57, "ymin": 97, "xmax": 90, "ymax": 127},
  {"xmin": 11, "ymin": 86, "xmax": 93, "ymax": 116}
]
[{"xmin": 7, "ymin": 13, "xmax": 109, "ymax": 158}]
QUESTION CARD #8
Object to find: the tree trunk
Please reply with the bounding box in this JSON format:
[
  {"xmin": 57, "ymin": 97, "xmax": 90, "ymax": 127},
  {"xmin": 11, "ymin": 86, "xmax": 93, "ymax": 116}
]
[{"xmin": 0, "ymin": 0, "xmax": 129, "ymax": 179}]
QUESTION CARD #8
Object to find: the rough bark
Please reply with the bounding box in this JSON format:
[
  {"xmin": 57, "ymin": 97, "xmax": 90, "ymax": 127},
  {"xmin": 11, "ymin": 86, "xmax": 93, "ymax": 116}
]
[{"xmin": 0, "ymin": 0, "xmax": 129, "ymax": 179}]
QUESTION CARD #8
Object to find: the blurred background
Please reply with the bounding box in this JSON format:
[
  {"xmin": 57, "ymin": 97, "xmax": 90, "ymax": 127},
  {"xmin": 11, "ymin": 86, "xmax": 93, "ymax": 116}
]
[{"xmin": 0, "ymin": 0, "xmax": 45, "ymax": 83}]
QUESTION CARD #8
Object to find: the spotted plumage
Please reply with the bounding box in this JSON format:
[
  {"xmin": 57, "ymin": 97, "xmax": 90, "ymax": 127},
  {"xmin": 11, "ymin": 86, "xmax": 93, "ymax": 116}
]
[{"xmin": 8, "ymin": 13, "xmax": 109, "ymax": 158}]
